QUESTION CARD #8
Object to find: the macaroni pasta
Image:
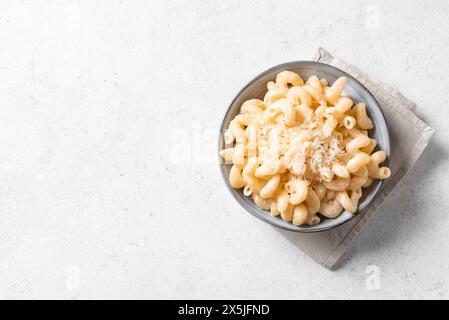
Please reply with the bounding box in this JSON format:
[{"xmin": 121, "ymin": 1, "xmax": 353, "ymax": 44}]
[{"xmin": 220, "ymin": 71, "xmax": 390, "ymax": 226}]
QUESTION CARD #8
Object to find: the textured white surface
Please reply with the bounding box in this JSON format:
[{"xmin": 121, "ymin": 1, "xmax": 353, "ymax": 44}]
[{"xmin": 0, "ymin": 0, "xmax": 447, "ymax": 299}]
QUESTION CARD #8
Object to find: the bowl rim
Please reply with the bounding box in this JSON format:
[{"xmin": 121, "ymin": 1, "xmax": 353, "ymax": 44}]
[{"xmin": 218, "ymin": 60, "xmax": 390, "ymax": 233}]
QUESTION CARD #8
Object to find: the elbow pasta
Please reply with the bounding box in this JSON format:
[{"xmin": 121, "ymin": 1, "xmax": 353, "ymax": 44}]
[{"xmin": 221, "ymin": 71, "xmax": 391, "ymax": 226}]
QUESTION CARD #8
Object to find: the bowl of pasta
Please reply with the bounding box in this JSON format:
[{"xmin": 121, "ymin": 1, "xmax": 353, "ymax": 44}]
[{"xmin": 219, "ymin": 61, "xmax": 390, "ymax": 232}]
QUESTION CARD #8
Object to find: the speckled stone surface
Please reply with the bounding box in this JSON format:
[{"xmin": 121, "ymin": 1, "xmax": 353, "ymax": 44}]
[{"xmin": 0, "ymin": 0, "xmax": 447, "ymax": 299}]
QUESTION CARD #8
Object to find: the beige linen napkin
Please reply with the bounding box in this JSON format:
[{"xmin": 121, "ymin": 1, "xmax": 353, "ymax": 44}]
[{"xmin": 277, "ymin": 47, "xmax": 434, "ymax": 269}]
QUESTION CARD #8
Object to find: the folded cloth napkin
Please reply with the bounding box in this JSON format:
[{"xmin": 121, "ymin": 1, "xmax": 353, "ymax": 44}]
[{"xmin": 276, "ymin": 47, "xmax": 434, "ymax": 269}]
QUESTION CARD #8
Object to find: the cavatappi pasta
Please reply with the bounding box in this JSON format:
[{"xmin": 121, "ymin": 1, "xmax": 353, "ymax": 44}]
[{"xmin": 220, "ymin": 71, "xmax": 390, "ymax": 226}]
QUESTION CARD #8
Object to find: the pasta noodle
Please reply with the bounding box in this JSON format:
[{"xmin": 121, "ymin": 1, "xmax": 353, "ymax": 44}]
[{"xmin": 221, "ymin": 71, "xmax": 390, "ymax": 226}]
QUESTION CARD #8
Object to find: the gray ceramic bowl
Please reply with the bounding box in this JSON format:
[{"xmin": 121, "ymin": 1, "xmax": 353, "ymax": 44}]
[{"xmin": 219, "ymin": 61, "xmax": 390, "ymax": 233}]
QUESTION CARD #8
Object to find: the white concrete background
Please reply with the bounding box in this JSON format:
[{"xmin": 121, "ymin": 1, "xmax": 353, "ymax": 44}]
[{"xmin": 0, "ymin": 0, "xmax": 447, "ymax": 299}]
